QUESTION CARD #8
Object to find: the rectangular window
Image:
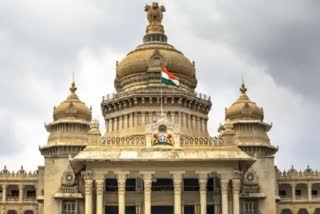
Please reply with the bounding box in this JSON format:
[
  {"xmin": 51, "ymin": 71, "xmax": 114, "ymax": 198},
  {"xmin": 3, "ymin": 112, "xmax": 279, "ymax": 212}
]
[
  {"xmin": 279, "ymin": 190, "xmax": 286, "ymax": 197},
  {"xmin": 105, "ymin": 179, "xmax": 118, "ymax": 192},
  {"xmin": 184, "ymin": 179, "xmax": 199, "ymax": 191},
  {"xmin": 152, "ymin": 179, "xmax": 173, "ymax": 191},
  {"xmin": 126, "ymin": 179, "xmax": 136, "ymax": 191},
  {"xmin": 63, "ymin": 200, "xmax": 76, "ymax": 214},
  {"xmin": 242, "ymin": 200, "xmax": 258, "ymax": 214}
]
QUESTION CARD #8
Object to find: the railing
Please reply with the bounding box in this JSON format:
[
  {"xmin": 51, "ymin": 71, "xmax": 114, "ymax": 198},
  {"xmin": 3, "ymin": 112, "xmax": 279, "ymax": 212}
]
[
  {"xmin": 102, "ymin": 89, "xmax": 211, "ymax": 102},
  {"xmin": 180, "ymin": 136, "xmax": 223, "ymax": 146},
  {"xmin": 101, "ymin": 136, "xmax": 146, "ymax": 146},
  {"xmin": 7, "ymin": 196, "xmax": 19, "ymax": 201},
  {"xmin": 24, "ymin": 196, "xmax": 36, "ymax": 201}
]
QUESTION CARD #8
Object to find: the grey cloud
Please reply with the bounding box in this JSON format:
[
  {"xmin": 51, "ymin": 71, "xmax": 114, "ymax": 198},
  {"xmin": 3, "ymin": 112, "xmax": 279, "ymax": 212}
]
[{"xmin": 179, "ymin": 0, "xmax": 320, "ymax": 98}]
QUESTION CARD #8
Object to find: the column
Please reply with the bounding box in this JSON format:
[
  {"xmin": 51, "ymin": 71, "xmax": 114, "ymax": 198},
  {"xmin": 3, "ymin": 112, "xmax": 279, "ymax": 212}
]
[
  {"xmin": 171, "ymin": 171, "xmax": 184, "ymax": 214},
  {"xmin": 141, "ymin": 171, "xmax": 154, "ymax": 214},
  {"xmin": 171, "ymin": 112, "xmax": 175, "ymax": 124},
  {"xmin": 96, "ymin": 179, "xmax": 105, "ymax": 214},
  {"xmin": 19, "ymin": 184, "xmax": 23, "ymax": 202},
  {"xmin": 116, "ymin": 171, "xmax": 129, "ymax": 214},
  {"xmin": 2, "ymin": 184, "xmax": 7, "ymax": 202},
  {"xmin": 197, "ymin": 171, "xmax": 210, "ymax": 214},
  {"xmin": 308, "ymin": 182, "xmax": 312, "ymax": 201},
  {"xmin": 85, "ymin": 179, "xmax": 93, "ymax": 214},
  {"xmin": 291, "ymin": 183, "xmax": 296, "ymax": 201},
  {"xmin": 232, "ymin": 179, "xmax": 240, "ymax": 214},
  {"xmin": 220, "ymin": 179, "xmax": 229, "ymax": 214}
]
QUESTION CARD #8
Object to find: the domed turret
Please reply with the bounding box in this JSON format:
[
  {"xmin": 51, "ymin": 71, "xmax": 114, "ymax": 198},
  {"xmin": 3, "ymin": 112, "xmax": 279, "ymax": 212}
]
[
  {"xmin": 115, "ymin": 2, "xmax": 197, "ymax": 92},
  {"xmin": 53, "ymin": 82, "xmax": 92, "ymax": 122},
  {"xmin": 225, "ymin": 82, "xmax": 264, "ymax": 121},
  {"xmin": 45, "ymin": 81, "xmax": 92, "ymax": 145}
]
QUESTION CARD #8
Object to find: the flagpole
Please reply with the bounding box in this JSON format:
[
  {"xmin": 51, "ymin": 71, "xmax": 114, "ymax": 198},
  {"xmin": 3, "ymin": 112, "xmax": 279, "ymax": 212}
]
[{"xmin": 161, "ymin": 81, "xmax": 163, "ymax": 117}]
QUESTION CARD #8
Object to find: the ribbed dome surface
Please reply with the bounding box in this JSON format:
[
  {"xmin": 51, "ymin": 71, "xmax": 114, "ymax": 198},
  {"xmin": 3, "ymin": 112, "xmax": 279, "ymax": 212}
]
[
  {"xmin": 53, "ymin": 82, "xmax": 92, "ymax": 122},
  {"xmin": 116, "ymin": 42, "xmax": 195, "ymax": 80},
  {"xmin": 226, "ymin": 83, "xmax": 264, "ymax": 121}
]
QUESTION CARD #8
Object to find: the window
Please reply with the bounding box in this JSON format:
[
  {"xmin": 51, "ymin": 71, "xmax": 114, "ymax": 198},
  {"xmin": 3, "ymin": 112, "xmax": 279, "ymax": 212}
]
[
  {"xmin": 184, "ymin": 179, "xmax": 199, "ymax": 191},
  {"xmin": 11, "ymin": 190, "xmax": 19, "ymax": 197},
  {"xmin": 152, "ymin": 179, "xmax": 173, "ymax": 191},
  {"xmin": 126, "ymin": 179, "xmax": 136, "ymax": 191},
  {"xmin": 242, "ymin": 200, "xmax": 258, "ymax": 214},
  {"xmin": 312, "ymin": 190, "xmax": 318, "ymax": 196},
  {"xmin": 279, "ymin": 190, "xmax": 286, "ymax": 197},
  {"xmin": 62, "ymin": 200, "xmax": 76, "ymax": 214},
  {"xmin": 295, "ymin": 190, "xmax": 301, "ymax": 196},
  {"xmin": 105, "ymin": 179, "xmax": 118, "ymax": 192}
]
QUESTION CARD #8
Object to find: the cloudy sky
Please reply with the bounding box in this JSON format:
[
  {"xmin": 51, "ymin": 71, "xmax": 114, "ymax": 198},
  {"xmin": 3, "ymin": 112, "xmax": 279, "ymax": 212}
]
[{"xmin": 0, "ymin": 0, "xmax": 319, "ymax": 172}]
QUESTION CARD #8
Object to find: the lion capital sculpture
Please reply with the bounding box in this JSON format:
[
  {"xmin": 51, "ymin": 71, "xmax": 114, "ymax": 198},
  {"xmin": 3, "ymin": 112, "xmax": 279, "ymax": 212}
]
[{"xmin": 145, "ymin": 2, "xmax": 166, "ymax": 25}]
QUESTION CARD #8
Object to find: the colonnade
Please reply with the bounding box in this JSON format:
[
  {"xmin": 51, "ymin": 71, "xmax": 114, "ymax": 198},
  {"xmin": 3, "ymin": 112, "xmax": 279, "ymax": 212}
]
[
  {"xmin": 105, "ymin": 112, "xmax": 208, "ymax": 136},
  {"xmin": 83, "ymin": 170, "xmax": 241, "ymax": 214}
]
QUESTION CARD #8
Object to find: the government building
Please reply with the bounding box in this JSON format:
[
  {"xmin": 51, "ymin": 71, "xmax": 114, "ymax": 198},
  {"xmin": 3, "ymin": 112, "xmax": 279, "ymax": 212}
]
[{"xmin": 0, "ymin": 3, "xmax": 319, "ymax": 214}]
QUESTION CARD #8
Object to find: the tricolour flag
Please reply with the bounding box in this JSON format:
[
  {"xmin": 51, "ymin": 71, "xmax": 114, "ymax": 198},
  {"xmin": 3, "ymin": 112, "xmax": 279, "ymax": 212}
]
[{"xmin": 161, "ymin": 67, "xmax": 179, "ymax": 86}]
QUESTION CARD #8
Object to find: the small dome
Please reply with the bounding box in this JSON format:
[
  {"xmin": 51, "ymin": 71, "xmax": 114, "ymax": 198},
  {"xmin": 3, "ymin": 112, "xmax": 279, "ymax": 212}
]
[
  {"xmin": 226, "ymin": 82, "xmax": 264, "ymax": 121},
  {"xmin": 53, "ymin": 82, "xmax": 92, "ymax": 122}
]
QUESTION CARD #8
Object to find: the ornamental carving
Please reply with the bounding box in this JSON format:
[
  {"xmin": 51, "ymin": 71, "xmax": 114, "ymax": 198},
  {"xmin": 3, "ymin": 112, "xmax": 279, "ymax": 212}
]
[
  {"xmin": 61, "ymin": 167, "xmax": 76, "ymax": 187},
  {"xmin": 145, "ymin": 3, "xmax": 166, "ymax": 25}
]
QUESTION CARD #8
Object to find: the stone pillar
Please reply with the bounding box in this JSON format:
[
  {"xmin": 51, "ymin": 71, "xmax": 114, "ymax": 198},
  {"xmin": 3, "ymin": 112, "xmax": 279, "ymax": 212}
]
[
  {"xmin": 171, "ymin": 171, "xmax": 184, "ymax": 214},
  {"xmin": 308, "ymin": 182, "xmax": 312, "ymax": 201},
  {"xmin": 171, "ymin": 112, "xmax": 175, "ymax": 124},
  {"xmin": 197, "ymin": 171, "xmax": 210, "ymax": 214},
  {"xmin": 19, "ymin": 184, "xmax": 23, "ymax": 202},
  {"xmin": 116, "ymin": 172, "xmax": 129, "ymax": 214},
  {"xmin": 202, "ymin": 119, "xmax": 206, "ymax": 134},
  {"xmin": 85, "ymin": 179, "xmax": 93, "ymax": 214},
  {"xmin": 2, "ymin": 184, "xmax": 6, "ymax": 202},
  {"xmin": 131, "ymin": 113, "xmax": 135, "ymax": 128},
  {"xmin": 96, "ymin": 179, "xmax": 105, "ymax": 214},
  {"xmin": 291, "ymin": 183, "xmax": 296, "ymax": 201},
  {"xmin": 232, "ymin": 179, "xmax": 240, "ymax": 214},
  {"xmin": 141, "ymin": 171, "xmax": 154, "ymax": 214},
  {"xmin": 110, "ymin": 119, "xmax": 114, "ymax": 132},
  {"xmin": 114, "ymin": 117, "xmax": 118, "ymax": 131},
  {"xmin": 221, "ymin": 179, "xmax": 229, "ymax": 214}
]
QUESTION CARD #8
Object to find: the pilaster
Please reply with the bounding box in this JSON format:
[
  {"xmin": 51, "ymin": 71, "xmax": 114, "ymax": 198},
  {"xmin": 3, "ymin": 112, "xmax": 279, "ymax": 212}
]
[
  {"xmin": 220, "ymin": 179, "xmax": 229, "ymax": 214},
  {"xmin": 171, "ymin": 171, "xmax": 185, "ymax": 214},
  {"xmin": 141, "ymin": 171, "xmax": 154, "ymax": 214}
]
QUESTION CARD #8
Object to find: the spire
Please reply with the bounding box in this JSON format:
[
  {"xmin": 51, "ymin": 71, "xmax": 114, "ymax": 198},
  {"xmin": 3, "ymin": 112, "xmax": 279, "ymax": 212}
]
[
  {"xmin": 70, "ymin": 81, "xmax": 77, "ymax": 94},
  {"xmin": 240, "ymin": 79, "xmax": 247, "ymax": 95},
  {"xmin": 143, "ymin": 2, "xmax": 168, "ymax": 43}
]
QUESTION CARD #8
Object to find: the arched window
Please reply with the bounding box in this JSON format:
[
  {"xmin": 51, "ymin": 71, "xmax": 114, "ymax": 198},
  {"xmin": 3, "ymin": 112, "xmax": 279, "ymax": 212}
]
[
  {"xmin": 298, "ymin": 208, "xmax": 309, "ymax": 214},
  {"xmin": 281, "ymin": 209, "xmax": 293, "ymax": 214},
  {"xmin": 7, "ymin": 211, "xmax": 17, "ymax": 214},
  {"xmin": 314, "ymin": 208, "xmax": 320, "ymax": 214},
  {"xmin": 24, "ymin": 211, "xmax": 34, "ymax": 214}
]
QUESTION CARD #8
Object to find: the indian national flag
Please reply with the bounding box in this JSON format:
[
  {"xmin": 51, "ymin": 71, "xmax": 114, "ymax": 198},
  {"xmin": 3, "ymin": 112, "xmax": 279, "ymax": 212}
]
[{"xmin": 161, "ymin": 67, "xmax": 179, "ymax": 87}]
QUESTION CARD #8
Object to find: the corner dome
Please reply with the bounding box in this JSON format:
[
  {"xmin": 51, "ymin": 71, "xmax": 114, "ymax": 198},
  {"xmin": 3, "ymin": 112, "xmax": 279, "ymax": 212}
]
[
  {"xmin": 53, "ymin": 82, "xmax": 92, "ymax": 122},
  {"xmin": 226, "ymin": 82, "xmax": 264, "ymax": 121},
  {"xmin": 114, "ymin": 3, "xmax": 197, "ymax": 92}
]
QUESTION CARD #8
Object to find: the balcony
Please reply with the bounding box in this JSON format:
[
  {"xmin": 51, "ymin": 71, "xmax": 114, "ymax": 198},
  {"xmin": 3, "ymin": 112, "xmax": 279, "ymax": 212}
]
[{"xmin": 7, "ymin": 196, "xmax": 19, "ymax": 201}]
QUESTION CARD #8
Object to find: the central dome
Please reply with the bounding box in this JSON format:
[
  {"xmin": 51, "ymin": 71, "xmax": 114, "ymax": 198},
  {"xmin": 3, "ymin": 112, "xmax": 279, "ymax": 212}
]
[{"xmin": 114, "ymin": 3, "xmax": 197, "ymax": 92}]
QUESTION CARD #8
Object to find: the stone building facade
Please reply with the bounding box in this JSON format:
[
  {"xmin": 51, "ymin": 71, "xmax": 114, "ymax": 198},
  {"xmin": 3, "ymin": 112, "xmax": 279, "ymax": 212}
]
[{"xmin": 0, "ymin": 2, "xmax": 319, "ymax": 214}]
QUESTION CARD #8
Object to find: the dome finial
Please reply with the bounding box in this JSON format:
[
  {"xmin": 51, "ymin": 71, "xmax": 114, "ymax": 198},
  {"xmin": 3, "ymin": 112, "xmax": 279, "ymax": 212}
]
[
  {"xmin": 70, "ymin": 72, "xmax": 77, "ymax": 93},
  {"xmin": 240, "ymin": 74, "xmax": 247, "ymax": 94},
  {"xmin": 143, "ymin": 2, "xmax": 168, "ymax": 43}
]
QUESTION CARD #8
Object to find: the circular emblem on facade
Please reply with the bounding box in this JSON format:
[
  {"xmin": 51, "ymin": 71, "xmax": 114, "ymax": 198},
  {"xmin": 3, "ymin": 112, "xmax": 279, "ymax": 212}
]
[
  {"xmin": 244, "ymin": 170, "xmax": 257, "ymax": 184},
  {"xmin": 61, "ymin": 170, "xmax": 76, "ymax": 187}
]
